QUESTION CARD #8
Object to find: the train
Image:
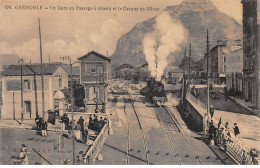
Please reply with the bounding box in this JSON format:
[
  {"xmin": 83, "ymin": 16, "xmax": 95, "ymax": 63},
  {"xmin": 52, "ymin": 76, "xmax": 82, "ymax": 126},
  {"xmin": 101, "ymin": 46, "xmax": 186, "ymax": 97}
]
[{"xmin": 140, "ymin": 77, "xmax": 166, "ymax": 105}]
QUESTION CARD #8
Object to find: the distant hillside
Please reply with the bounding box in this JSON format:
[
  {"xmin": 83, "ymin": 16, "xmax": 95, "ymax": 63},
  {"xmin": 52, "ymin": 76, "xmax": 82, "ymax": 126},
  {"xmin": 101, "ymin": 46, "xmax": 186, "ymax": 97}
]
[{"xmin": 111, "ymin": 0, "xmax": 242, "ymax": 68}]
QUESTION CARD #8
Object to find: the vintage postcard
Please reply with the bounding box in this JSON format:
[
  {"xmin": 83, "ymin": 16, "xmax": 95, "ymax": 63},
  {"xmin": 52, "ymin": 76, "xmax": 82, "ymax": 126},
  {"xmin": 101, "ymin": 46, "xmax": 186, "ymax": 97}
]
[{"xmin": 0, "ymin": 0, "xmax": 259, "ymax": 165}]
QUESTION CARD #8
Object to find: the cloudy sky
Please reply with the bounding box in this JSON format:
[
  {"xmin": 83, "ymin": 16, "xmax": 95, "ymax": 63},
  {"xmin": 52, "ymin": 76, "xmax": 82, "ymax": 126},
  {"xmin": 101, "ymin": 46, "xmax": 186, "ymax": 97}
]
[{"xmin": 0, "ymin": 0, "xmax": 242, "ymax": 63}]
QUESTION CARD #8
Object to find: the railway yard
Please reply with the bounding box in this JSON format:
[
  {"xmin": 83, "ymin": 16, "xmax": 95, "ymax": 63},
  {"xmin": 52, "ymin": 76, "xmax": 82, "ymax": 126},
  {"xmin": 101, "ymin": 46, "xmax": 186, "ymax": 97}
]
[{"xmin": 95, "ymin": 81, "xmax": 235, "ymax": 165}]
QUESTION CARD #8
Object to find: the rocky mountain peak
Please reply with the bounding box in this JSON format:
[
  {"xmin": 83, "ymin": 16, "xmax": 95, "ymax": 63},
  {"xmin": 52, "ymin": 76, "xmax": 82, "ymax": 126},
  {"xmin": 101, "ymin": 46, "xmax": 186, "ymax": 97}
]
[
  {"xmin": 111, "ymin": 0, "xmax": 242, "ymax": 69},
  {"xmin": 179, "ymin": 0, "xmax": 216, "ymax": 11}
]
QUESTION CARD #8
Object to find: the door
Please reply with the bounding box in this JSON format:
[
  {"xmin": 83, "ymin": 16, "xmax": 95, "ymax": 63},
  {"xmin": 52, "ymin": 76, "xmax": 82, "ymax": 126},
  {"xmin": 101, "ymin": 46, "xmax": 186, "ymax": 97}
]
[
  {"xmin": 248, "ymin": 81, "xmax": 252, "ymax": 101},
  {"xmin": 25, "ymin": 101, "xmax": 31, "ymax": 119}
]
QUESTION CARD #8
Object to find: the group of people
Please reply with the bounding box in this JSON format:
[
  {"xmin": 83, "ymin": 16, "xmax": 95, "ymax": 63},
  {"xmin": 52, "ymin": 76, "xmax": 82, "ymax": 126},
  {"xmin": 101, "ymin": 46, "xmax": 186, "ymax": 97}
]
[
  {"xmin": 74, "ymin": 116, "xmax": 89, "ymax": 145},
  {"xmin": 35, "ymin": 113, "xmax": 107, "ymax": 145},
  {"xmin": 67, "ymin": 115, "xmax": 107, "ymax": 144},
  {"xmin": 61, "ymin": 114, "xmax": 70, "ymax": 131},
  {"xmin": 207, "ymin": 120, "xmax": 240, "ymax": 146},
  {"xmin": 88, "ymin": 114, "xmax": 107, "ymax": 132},
  {"xmin": 35, "ymin": 116, "xmax": 48, "ymax": 137}
]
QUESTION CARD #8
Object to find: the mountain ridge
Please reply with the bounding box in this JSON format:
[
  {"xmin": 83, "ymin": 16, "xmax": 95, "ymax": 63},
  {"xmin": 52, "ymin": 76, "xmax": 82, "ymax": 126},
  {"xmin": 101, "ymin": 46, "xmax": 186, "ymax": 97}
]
[{"xmin": 111, "ymin": 0, "xmax": 242, "ymax": 68}]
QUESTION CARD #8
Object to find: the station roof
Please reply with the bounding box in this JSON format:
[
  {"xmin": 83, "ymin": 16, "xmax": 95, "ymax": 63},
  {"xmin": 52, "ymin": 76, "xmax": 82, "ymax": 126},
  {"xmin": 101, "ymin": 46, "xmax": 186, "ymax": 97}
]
[
  {"xmin": 78, "ymin": 51, "xmax": 111, "ymax": 61},
  {"xmin": 1, "ymin": 63, "xmax": 67, "ymax": 76}
]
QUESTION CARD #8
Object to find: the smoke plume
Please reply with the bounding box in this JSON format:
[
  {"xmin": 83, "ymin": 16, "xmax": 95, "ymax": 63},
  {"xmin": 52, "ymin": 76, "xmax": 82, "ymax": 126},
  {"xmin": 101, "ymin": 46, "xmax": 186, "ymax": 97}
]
[{"xmin": 143, "ymin": 12, "xmax": 188, "ymax": 81}]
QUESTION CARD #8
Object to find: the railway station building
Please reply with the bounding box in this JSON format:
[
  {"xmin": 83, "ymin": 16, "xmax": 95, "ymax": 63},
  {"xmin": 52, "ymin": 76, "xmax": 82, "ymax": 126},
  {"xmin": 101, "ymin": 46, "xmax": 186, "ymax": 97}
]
[
  {"xmin": 78, "ymin": 51, "xmax": 111, "ymax": 113},
  {"xmin": 1, "ymin": 63, "xmax": 69, "ymax": 119}
]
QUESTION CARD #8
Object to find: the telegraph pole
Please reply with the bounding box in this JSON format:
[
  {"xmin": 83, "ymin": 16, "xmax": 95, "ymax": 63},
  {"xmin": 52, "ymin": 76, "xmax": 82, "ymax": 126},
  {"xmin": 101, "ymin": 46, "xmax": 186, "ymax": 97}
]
[
  {"xmin": 181, "ymin": 48, "xmax": 186, "ymax": 104},
  {"xmin": 60, "ymin": 56, "xmax": 75, "ymax": 164},
  {"xmin": 70, "ymin": 57, "xmax": 75, "ymax": 164},
  {"xmin": 13, "ymin": 92, "xmax": 15, "ymax": 120},
  {"xmin": 206, "ymin": 29, "xmax": 211, "ymax": 122},
  {"xmin": 19, "ymin": 59, "xmax": 24, "ymax": 122},
  {"xmin": 189, "ymin": 44, "xmax": 191, "ymax": 83},
  {"xmin": 38, "ymin": 17, "xmax": 45, "ymax": 120}
]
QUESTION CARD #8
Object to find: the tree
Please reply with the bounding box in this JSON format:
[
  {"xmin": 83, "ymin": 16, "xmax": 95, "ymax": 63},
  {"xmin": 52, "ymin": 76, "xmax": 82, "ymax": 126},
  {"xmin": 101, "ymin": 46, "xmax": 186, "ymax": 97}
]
[
  {"xmin": 74, "ymin": 84, "xmax": 85, "ymax": 107},
  {"xmin": 61, "ymin": 83, "xmax": 85, "ymax": 107}
]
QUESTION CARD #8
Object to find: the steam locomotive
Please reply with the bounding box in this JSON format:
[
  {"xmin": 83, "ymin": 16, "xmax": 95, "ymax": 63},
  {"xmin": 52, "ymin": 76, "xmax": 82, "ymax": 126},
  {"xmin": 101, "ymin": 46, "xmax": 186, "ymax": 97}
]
[{"xmin": 140, "ymin": 77, "xmax": 166, "ymax": 105}]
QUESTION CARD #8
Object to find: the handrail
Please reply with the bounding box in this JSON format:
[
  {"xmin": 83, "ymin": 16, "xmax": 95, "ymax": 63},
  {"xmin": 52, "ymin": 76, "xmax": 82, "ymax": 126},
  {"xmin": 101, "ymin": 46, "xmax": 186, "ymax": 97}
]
[
  {"xmin": 83, "ymin": 123, "xmax": 109, "ymax": 164},
  {"xmin": 217, "ymin": 131, "xmax": 253, "ymax": 165}
]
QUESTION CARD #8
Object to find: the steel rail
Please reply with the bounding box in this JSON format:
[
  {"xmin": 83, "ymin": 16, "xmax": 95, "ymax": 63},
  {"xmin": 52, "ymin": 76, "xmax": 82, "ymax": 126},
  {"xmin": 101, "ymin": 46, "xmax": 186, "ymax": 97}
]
[
  {"xmin": 163, "ymin": 107, "xmax": 203, "ymax": 165},
  {"xmin": 127, "ymin": 93, "xmax": 150, "ymax": 165},
  {"xmin": 122, "ymin": 100, "xmax": 130, "ymax": 165},
  {"xmin": 155, "ymin": 107, "xmax": 182, "ymax": 164}
]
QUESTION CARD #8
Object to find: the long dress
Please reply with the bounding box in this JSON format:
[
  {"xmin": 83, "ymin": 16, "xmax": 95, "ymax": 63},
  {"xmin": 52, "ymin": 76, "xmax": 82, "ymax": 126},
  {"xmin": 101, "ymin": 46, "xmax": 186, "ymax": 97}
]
[{"xmin": 75, "ymin": 124, "xmax": 81, "ymax": 140}]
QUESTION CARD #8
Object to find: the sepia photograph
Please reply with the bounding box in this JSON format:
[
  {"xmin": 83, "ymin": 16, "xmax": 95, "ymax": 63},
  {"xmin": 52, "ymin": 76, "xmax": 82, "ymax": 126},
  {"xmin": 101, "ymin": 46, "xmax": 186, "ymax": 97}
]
[{"xmin": 0, "ymin": 0, "xmax": 259, "ymax": 165}]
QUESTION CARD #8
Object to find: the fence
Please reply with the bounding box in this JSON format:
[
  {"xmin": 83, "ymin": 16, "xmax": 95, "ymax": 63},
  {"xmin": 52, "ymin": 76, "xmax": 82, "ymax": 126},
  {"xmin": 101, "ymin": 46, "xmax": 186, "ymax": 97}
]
[
  {"xmin": 186, "ymin": 89, "xmax": 255, "ymax": 165},
  {"xmin": 83, "ymin": 123, "xmax": 109, "ymax": 164},
  {"xmin": 217, "ymin": 131, "xmax": 253, "ymax": 164}
]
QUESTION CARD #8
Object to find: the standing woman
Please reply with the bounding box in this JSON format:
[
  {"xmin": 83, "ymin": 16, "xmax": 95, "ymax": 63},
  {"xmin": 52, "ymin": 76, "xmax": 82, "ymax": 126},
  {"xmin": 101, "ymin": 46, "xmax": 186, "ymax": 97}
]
[
  {"xmin": 67, "ymin": 121, "xmax": 72, "ymax": 139},
  {"xmin": 74, "ymin": 122, "xmax": 81, "ymax": 140},
  {"xmin": 82, "ymin": 124, "xmax": 89, "ymax": 146},
  {"xmin": 224, "ymin": 122, "xmax": 231, "ymax": 137}
]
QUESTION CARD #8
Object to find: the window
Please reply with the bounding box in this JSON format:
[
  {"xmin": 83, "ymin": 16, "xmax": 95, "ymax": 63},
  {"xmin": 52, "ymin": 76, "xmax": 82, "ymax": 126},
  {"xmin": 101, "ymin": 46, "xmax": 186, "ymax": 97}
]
[
  {"xmin": 224, "ymin": 56, "xmax": 226, "ymax": 63},
  {"xmin": 24, "ymin": 80, "xmax": 31, "ymax": 91},
  {"xmin": 97, "ymin": 65, "xmax": 103, "ymax": 73},
  {"xmin": 172, "ymin": 77, "xmax": 179, "ymax": 85},
  {"xmin": 86, "ymin": 64, "xmax": 97, "ymax": 73},
  {"xmin": 91, "ymin": 68, "xmax": 96, "ymax": 73},
  {"xmin": 59, "ymin": 78, "xmax": 62, "ymax": 88}
]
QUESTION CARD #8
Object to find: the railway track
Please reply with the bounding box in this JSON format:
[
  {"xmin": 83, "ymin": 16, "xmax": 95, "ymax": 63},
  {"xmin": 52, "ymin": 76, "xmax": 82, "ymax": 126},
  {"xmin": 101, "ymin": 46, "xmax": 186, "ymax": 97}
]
[
  {"xmin": 127, "ymin": 83, "xmax": 203, "ymax": 165},
  {"xmin": 119, "ymin": 83, "xmax": 203, "ymax": 165},
  {"xmin": 123, "ymin": 93, "xmax": 150, "ymax": 165},
  {"xmin": 158, "ymin": 107, "xmax": 203, "ymax": 165}
]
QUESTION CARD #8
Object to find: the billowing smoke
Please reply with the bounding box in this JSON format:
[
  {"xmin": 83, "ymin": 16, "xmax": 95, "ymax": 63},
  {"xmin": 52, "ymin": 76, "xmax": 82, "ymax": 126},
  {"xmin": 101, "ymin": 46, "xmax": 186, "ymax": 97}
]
[
  {"xmin": 165, "ymin": 93, "xmax": 179, "ymax": 107},
  {"xmin": 143, "ymin": 12, "xmax": 188, "ymax": 81}
]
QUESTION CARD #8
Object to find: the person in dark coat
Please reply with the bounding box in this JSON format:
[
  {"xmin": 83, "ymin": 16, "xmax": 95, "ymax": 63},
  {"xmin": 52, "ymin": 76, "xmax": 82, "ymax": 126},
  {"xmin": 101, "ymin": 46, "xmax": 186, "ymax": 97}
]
[
  {"xmin": 88, "ymin": 115, "xmax": 93, "ymax": 130},
  {"xmin": 98, "ymin": 117, "xmax": 105, "ymax": 131},
  {"xmin": 35, "ymin": 115, "xmax": 40, "ymax": 131},
  {"xmin": 38, "ymin": 117, "xmax": 43, "ymax": 131},
  {"xmin": 93, "ymin": 116, "xmax": 99, "ymax": 131},
  {"xmin": 41, "ymin": 120, "xmax": 48, "ymax": 136},
  {"xmin": 208, "ymin": 120, "xmax": 216, "ymax": 141},
  {"xmin": 88, "ymin": 116, "xmax": 94, "ymax": 129},
  {"xmin": 78, "ymin": 116, "xmax": 85, "ymax": 132},
  {"xmin": 64, "ymin": 114, "xmax": 69, "ymax": 130},
  {"xmin": 233, "ymin": 123, "xmax": 240, "ymax": 138},
  {"xmin": 61, "ymin": 114, "xmax": 66, "ymax": 130}
]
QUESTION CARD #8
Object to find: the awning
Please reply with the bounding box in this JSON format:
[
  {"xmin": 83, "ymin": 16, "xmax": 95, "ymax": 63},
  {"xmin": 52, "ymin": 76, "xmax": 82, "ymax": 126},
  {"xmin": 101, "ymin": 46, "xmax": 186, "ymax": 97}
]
[{"xmin": 219, "ymin": 74, "xmax": 226, "ymax": 78}]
